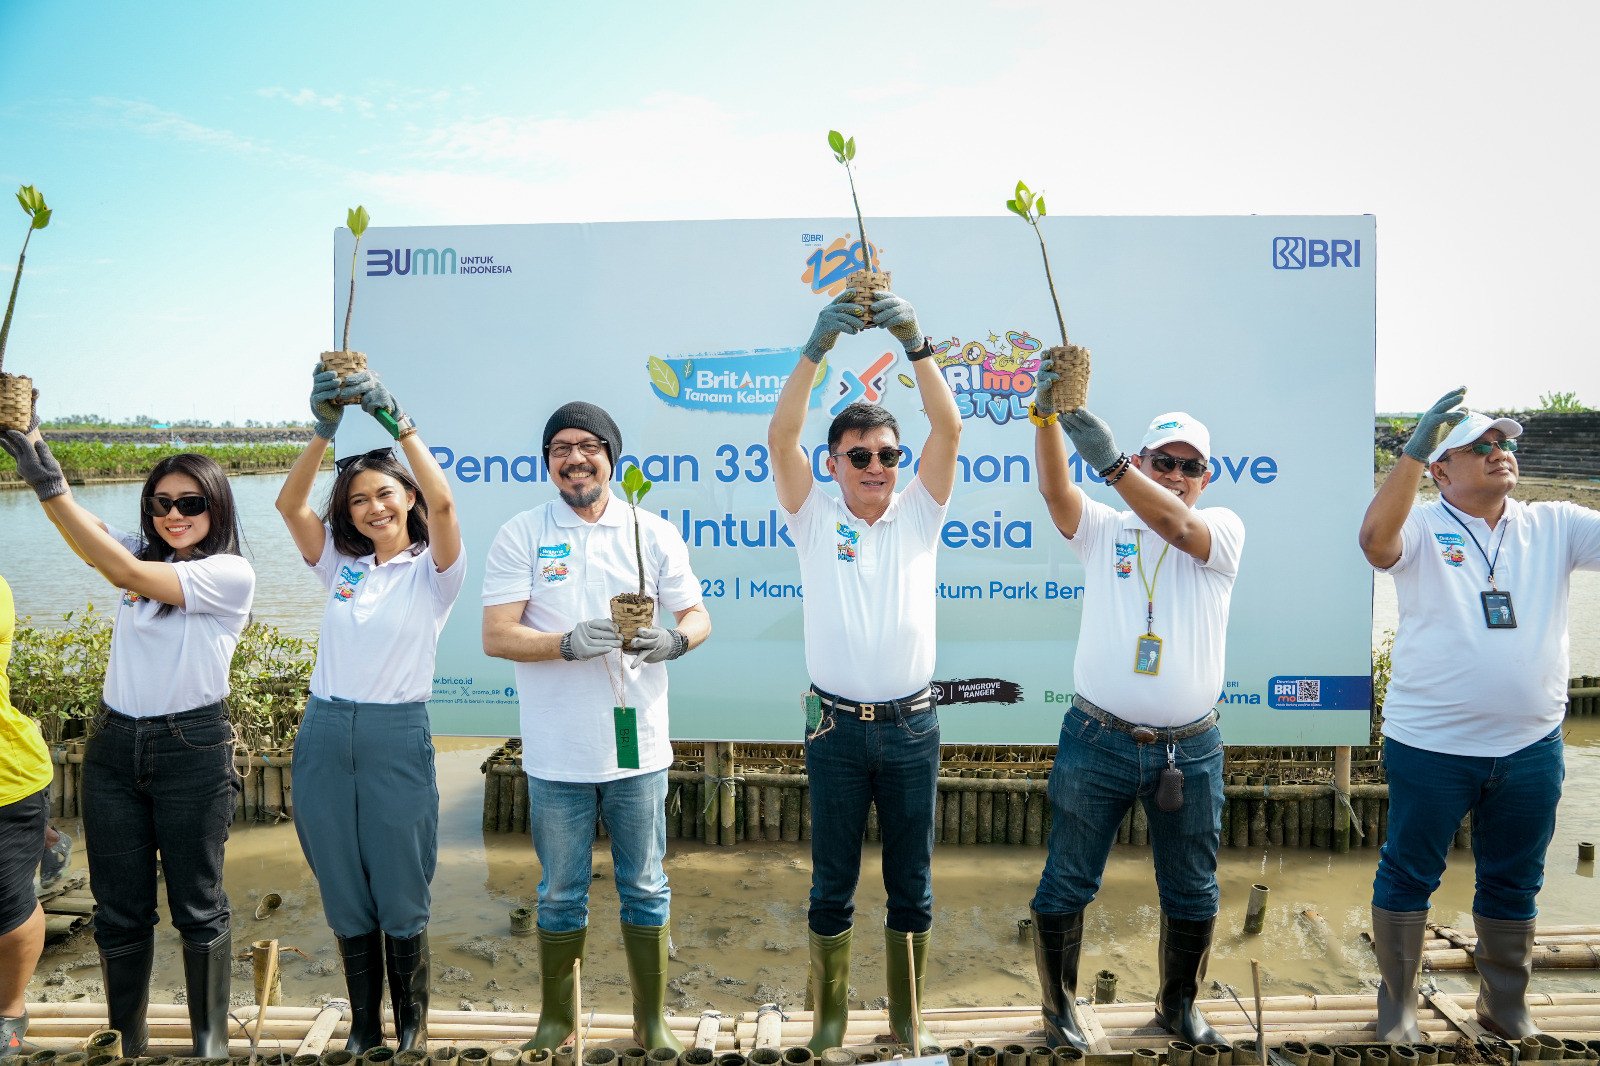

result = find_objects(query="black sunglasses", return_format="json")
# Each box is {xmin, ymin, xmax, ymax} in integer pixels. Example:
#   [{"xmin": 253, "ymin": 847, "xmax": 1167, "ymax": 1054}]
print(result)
[
  {"xmin": 832, "ymin": 446, "xmax": 903, "ymax": 470},
  {"xmin": 1467, "ymin": 438, "xmax": 1519, "ymax": 456},
  {"xmin": 335, "ymin": 447, "xmax": 397, "ymax": 474},
  {"xmin": 142, "ymin": 494, "xmax": 210, "ymax": 518},
  {"xmin": 1145, "ymin": 452, "xmax": 1209, "ymax": 479}
]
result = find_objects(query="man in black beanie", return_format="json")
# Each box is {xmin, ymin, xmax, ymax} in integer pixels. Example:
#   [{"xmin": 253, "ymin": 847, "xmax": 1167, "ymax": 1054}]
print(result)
[{"xmin": 482, "ymin": 400, "xmax": 711, "ymax": 1051}]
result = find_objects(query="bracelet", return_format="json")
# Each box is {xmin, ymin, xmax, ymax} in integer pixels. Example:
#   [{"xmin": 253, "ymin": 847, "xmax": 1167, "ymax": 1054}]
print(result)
[
  {"xmin": 559, "ymin": 632, "xmax": 577, "ymax": 662},
  {"xmin": 1101, "ymin": 454, "xmax": 1132, "ymax": 485},
  {"xmin": 907, "ymin": 336, "xmax": 934, "ymax": 363}
]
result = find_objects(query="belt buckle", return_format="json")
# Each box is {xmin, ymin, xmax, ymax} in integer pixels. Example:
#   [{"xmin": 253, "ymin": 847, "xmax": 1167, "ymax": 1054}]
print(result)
[
  {"xmin": 1131, "ymin": 726, "xmax": 1158, "ymax": 744},
  {"xmin": 857, "ymin": 703, "xmax": 877, "ymax": 722}
]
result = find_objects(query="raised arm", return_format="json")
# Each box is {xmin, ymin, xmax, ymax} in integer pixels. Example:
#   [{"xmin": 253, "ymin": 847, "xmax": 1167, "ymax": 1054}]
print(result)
[
  {"xmin": 1360, "ymin": 388, "xmax": 1466, "ymax": 568},
  {"xmin": 872, "ymin": 293, "xmax": 961, "ymax": 505},
  {"xmin": 276, "ymin": 365, "xmax": 343, "ymax": 564},
  {"xmin": 771, "ymin": 293, "xmax": 862, "ymax": 513},
  {"xmin": 1061, "ymin": 409, "xmax": 1213, "ymax": 562}
]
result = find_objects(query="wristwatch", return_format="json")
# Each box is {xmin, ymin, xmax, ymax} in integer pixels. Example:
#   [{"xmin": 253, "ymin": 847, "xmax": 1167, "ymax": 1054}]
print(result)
[
  {"xmin": 1028, "ymin": 402, "xmax": 1058, "ymax": 427},
  {"xmin": 907, "ymin": 336, "xmax": 935, "ymax": 363}
]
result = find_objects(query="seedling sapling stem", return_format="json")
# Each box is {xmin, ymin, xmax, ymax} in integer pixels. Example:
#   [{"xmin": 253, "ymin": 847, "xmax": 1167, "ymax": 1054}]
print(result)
[
  {"xmin": 0, "ymin": 185, "xmax": 52, "ymax": 375},
  {"xmin": 1006, "ymin": 180, "xmax": 1068, "ymax": 347}
]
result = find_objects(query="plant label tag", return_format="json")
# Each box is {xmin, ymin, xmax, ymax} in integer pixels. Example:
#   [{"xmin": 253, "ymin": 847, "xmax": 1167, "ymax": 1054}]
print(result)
[
  {"xmin": 804, "ymin": 692, "xmax": 823, "ymax": 733},
  {"xmin": 613, "ymin": 706, "xmax": 640, "ymax": 769},
  {"xmin": 1134, "ymin": 634, "xmax": 1163, "ymax": 676},
  {"xmin": 1481, "ymin": 590, "xmax": 1517, "ymax": 629}
]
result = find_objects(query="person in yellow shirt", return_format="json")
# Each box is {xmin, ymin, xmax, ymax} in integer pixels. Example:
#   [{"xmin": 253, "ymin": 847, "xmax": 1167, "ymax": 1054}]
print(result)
[{"xmin": 0, "ymin": 575, "xmax": 52, "ymax": 1055}]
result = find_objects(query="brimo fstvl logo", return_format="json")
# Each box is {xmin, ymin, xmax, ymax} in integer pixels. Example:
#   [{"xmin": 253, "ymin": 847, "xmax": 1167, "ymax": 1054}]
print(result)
[
  {"xmin": 1272, "ymin": 237, "xmax": 1362, "ymax": 270},
  {"xmin": 365, "ymin": 248, "xmax": 513, "ymax": 277}
]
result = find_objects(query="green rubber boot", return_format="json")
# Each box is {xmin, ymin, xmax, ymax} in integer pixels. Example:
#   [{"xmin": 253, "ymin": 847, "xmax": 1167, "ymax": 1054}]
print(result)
[
  {"xmin": 523, "ymin": 925, "xmax": 587, "ymax": 1050},
  {"xmin": 621, "ymin": 922, "xmax": 684, "ymax": 1052},
  {"xmin": 884, "ymin": 926, "xmax": 936, "ymax": 1051},
  {"xmin": 806, "ymin": 926, "xmax": 852, "ymax": 1054}
]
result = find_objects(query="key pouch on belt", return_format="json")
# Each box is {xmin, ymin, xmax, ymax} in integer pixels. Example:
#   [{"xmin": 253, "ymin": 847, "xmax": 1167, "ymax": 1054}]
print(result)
[{"xmin": 1156, "ymin": 765, "xmax": 1184, "ymax": 812}]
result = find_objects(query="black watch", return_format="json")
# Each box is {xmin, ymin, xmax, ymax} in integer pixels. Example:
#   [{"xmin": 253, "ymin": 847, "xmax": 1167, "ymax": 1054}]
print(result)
[{"xmin": 907, "ymin": 336, "xmax": 934, "ymax": 362}]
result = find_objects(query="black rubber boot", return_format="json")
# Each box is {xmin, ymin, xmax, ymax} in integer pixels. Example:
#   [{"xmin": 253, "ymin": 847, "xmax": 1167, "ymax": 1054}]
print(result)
[
  {"xmin": 1155, "ymin": 914, "xmax": 1230, "ymax": 1048},
  {"xmin": 1030, "ymin": 909, "xmax": 1090, "ymax": 1051},
  {"xmin": 337, "ymin": 931, "xmax": 387, "ymax": 1053},
  {"xmin": 384, "ymin": 930, "xmax": 430, "ymax": 1052},
  {"xmin": 0, "ymin": 1013, "xmax": 39, "ymax": 1057},
  {"xmin": 181, "ymin": 930, "xmax": 233, "ymax": 1058},
  {"xmin": 99, "ymin": 937, "xmax": 155, "ymax": 1057}
]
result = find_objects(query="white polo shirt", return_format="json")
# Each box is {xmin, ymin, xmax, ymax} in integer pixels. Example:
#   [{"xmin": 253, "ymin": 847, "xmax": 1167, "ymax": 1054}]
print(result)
[
  {"xmin": 1379, "ymin": 497, "xmax": 1600, "ymax": 756},
  {"xmin": 785, "ymin": 478, "xmax": 947, "ymax": 701},
  {"xmin": 308, "ymin": 526, "xmax": 466, "ymax": 705},
  {"xmin": 103, "ymin": 530, "xmax": 256, "ymax": 717},
  {"xmin": 481, "ymin": 492, "xmax": 702, "ymax": 783},
  {"xmin": 1068, "ymin": 497, "xmax": 1245, "ymax": 727}
]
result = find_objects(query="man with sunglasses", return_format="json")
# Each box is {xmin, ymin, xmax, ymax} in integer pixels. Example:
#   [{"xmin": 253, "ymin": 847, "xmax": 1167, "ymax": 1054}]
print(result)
[
  {"xmin": 1026, "ymin": 388, "xmax": 1244, "ymax": 1051},
  {"xmin": 769, "ymin": 289, "xmax": 961, "ymax": 1051},
  {"xmin": 1359, "ymin": 390, "xmax": 1600, "ymax": 1042},
  {"xmin": 482, "ymin": 401, "xmax": 711, "ymax": 1052}
]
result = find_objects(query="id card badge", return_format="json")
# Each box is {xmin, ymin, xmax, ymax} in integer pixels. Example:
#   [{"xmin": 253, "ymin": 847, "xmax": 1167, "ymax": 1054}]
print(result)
[
  {"xmin": 614, "ymin": 706, "xmax": 641, "ymax": 769},
  {"xmin": 1134, "ymin": 634, "xmax": 1163, "ymax": 675},
  {"xmin": 804, "ymin": 692, "xmax": 823, "ymax": 732},
  {"xmin": 1481, "ymin": 590, "xmax": 1518, "ymax": 629}
]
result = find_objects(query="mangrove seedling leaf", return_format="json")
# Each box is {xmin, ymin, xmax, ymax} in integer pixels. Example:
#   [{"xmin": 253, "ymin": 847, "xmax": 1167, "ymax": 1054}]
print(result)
[
  {"xmin": 1035, "ymin": 195, "xmax": 1047, "ymax": 218},
  {"xmin": 31, "ymin": 207, "xmax": 51, "ymax": 230},
  {"xmin": 1015, "ymin": 187, "xmax": 1034, "ymax": 215},
  {"xmin": 1005, "ymin": 199, "xmax": 1025, "ymax": 217},
  {"xmin": 634, "ymin": 480, "xmax": 652, "ymax": 504},
  {"xmin": 347, "ymin": 205, "xmax": 370, "ymax": 238},
  {"xmin": 844, "ymin": 137, "xmax": 856, "ymax": 161},
  {"xmin": 812, "ymin": 356, "xmax": 829, "ymax": 389},
  {"xmin": 646, "ymin": 356, "xmax": 681, "ymax": 398},
  {"xmin": 622, "ymin": 463, "xmax": 645, "ymax": 498},
  {"xmin": 828, "ymin": 130, "xmax": 846, "ymax": 154},
  {"xmin": 16, "ymin": 185, "xmax": 42, "ymax": 214},
  {"xmin": 1015, "ymin": 179, "xmax": 1031, "ymax": 202}
]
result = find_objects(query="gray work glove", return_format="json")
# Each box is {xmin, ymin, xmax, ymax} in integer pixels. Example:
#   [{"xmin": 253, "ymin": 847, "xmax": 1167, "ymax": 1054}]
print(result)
[
  {"xmin": 1060, "ymin": 408, "xmax": 1121, "ymax": 475},
  {"xmin": 0, "ymin": 430, "xmax": 68, "ymax": 502},
  {"xmin": 628, "ymin": 626, "xmax": 688, "ymax": 667},
  {"xmin": 561, "ymin": 618, "xmax": 622, "ymax": 661},
  {"xmin": 1402, "ymin": 386, "xmax": 1469, "ymax": 462},
  {"xmin": 1033, "ymin": 351, "xmax": 1062, "ymax": 418},
  {"xmin": 870, "ymin": 292, "xmax": 923, "ymax": 353},
  {"xmin": 343, "ymin": 369, "xmax": 410, "ymax": 425},
  {"xmin": 802, "ymin": 291, "xmax": 864, "ymax": 364},
  {"xmin": 310, "ymin": 366, "xmax": 345, "ymax": 440}
]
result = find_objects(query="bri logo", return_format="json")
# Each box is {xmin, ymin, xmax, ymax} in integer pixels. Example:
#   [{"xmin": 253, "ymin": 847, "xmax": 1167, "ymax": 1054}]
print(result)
[
  {"xmin": 800, "ymin": 234, "xmax": 882, "ymax": 296},
  {"xmin": 1272, "ymin": 237, "xmax": 1362, "ymax": 270}
]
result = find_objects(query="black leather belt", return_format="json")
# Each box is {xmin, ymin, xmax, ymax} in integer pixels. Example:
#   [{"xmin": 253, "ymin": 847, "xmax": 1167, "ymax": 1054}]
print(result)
[
  {"xmin": 1072, "ymin": 694, "xmax": 1217, "ymax": 744},
  {"xmin": 811, "ymin": 685, "xmax": 936, "ymax": 723}
]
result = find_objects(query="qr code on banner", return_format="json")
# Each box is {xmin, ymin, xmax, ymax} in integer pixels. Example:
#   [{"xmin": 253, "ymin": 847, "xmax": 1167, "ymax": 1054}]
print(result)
[{"xmin": 1296, "ymin": 679, "xmax": 1321, "ymax": 704}]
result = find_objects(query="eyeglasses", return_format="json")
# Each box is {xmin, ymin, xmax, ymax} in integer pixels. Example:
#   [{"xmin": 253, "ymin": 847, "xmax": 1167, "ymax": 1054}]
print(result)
[
  {"xmin": 1466, "ymin": 438, "xmax": 1519, "ymax": 456},
  {"xmin": 335, "ymin": 447, "xmax": 397, "ymax": 474},
  {"xmin": 141, "ymin": 494, "xmax": 210, "ymax": 518},
  {"xmin": 832, "ymin": 446, "xmax": 903, "ymax": 470},
  {"xmin": 1145, "ymin": 452, "xmax": 1209, "ymax": 478},
  {"xmin": 547, "ymin": 439, "xmax": 607, "ymax": 461}
]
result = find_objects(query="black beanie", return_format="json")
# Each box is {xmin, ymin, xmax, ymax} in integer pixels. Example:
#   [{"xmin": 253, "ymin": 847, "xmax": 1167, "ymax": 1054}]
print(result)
[{"xmin": 542, "ymin": 401, "xmax": 622, "ymax": 465}]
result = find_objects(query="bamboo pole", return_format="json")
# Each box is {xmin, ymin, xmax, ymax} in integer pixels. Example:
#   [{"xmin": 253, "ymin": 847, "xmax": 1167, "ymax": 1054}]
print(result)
[
  {"xmin": 296, "ymin": 1004, "xmax": 346, "ymax": 1056},
  {"xmin": 719, "ymin": 743, "xmax": 737, "ymax": 848},
  {"xmin": 252, "ymin": 939, "xmax": 281, "ymax": 1063}
]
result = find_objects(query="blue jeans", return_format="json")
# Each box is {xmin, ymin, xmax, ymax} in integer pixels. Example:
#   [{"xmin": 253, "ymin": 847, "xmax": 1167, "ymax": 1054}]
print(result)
[
  {"xmin": 805, "ymin": 702, "xmax": 940, "ymax": 937},
  {"xmin": 82, "ymin": 703, "xmax": 240, "ymax": 954},
  {"xmin": 527, "ymin": 770, "xmax": 670, "ymax": 932},
  {"xmin": 1374, "ymin": 729, "xmax": 1564, "ymax": 920},
  {"xmin": 292, "ymin": 696, "xmax": 440, "ymax": 939},
  {"xmin": 1032, "ymin": 705, "xmax": 1224, "ymax": 921}
]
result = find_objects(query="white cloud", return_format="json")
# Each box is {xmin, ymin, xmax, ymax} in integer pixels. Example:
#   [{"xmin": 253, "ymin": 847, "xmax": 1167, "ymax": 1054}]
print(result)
[{"xmin": 93, "ymin": 97, "xmax": 273, "ymax": 156}]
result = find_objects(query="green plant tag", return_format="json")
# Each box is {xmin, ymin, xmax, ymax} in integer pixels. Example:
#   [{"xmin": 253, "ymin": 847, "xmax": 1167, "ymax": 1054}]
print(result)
[
  {"xmin": 804, "ymin": 692, "xmax": 822, "ymax": 733},
  {"xmin": 614, "ymin": 705, "xmax": 640, "ymax": 769}
]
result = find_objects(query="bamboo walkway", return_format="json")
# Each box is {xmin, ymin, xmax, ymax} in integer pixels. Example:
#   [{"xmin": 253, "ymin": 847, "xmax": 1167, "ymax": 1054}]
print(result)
[
  {"xmin": 19, "ymin": 993, "xmax": 1600, "ymax": 1055},
  {"xmin": 36, "ymin": 872, "xmax": 91, "ymax": 943}
]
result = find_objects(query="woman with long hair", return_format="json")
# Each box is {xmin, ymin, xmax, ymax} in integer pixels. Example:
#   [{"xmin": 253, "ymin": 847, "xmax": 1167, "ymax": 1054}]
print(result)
[
  {"xmin": 276, "ymin": 365, "xmax": 462, "ymax": 1052},
  {"xmin": 1, "ymin": 417, "xmax": 254, "ymax": 1059}
]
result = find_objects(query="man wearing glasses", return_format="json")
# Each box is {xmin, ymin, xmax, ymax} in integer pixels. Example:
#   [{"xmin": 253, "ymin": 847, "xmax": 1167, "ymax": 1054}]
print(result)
[
  {"xmin": 482, "ymin": 401, "xmax": 711, "ymax": 1053},
  {"xmin": 768, "ymin": 289, "xmax": 961, "ymax": 1051},
  {"xmin": 1359, "ymin": 390, "xmax": 1600, "ymax": 1042},
  {"xmin": 1026, "ymin": 386, "xmax": 1244, "ymax": 1051}
]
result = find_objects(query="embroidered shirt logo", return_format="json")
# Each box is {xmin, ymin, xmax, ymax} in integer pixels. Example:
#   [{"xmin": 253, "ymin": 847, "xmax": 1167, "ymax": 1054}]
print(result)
[
  {"xmin": 541, "ymin": 561, "xmax": 570, "ymax": 583},
  {"xmin": 333, "ymin": 565, "xmax": 365, "ymax": 602},
  {"xmin": 1114, "ymin": 541, "xmax": 1138, "ymax": 579},
  {"xmin": 121, "ymin": 589, "xmax": 146, "ymax": 607},
  {"xmin": 1434, "ymin": 532, "xmax": 1466, "ymax": 567},
  {"xmin": 836, "ymin": 522, "xmax": 859, "ymax": 563},
  {"xmin": 538, "ymin": 543, "xmax": 571, "ymax": 559}
]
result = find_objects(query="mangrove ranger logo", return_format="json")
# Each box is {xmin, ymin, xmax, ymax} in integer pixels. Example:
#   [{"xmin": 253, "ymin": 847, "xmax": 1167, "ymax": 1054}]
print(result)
[
  {"xmin": 1272, "ymin": 236, "xmax": 1362, "ymax": 270},
  {"xmin": 365, "ymin": 248, "xmax": 514, "ymax": 276}
]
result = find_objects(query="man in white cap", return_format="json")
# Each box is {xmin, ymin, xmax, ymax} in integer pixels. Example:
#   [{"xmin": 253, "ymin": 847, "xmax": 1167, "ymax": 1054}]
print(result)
[
  {"xmin": 1359, "ymin": 388, "xmax": 1600, "ymax": 1041},
  {"xmin": 1025, "ymin": 379, "xmax": 1245, "ymax": 1051}
]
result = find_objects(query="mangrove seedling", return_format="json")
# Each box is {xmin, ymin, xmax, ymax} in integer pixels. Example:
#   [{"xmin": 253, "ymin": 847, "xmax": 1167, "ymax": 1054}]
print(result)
[
  {"xmin": 828, "ymin": 129, "xmax": 890, "ymax": 325},
  {"xmin": 0, "ymin": 184, "xmax": 53, "ymax": 432},
  {"xmin": 610, "ymin": 462, "xmax": 656, "ymax": 644},
  {"xmin": 1007, "ymin": 178, "xmax": 1090, "ymax": 412},
  {"xmin": 321, "ymin": 205, "xmax": 372, "ymax": 405}
]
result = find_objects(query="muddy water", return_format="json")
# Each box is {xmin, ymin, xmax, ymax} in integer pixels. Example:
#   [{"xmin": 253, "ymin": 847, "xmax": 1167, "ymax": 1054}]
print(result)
[{"xmin": 32, "ymin": 719, "xmax": 1600, "ymax": 1019}]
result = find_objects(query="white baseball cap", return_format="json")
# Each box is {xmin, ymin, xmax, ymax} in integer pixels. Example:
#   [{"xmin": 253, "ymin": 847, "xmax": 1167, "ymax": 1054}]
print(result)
[
  {"xmin": 1427, "ymin": 410, "xmax": 1523, "ymax": 464},
  {"xmin": 1140, "ymin": 412, "xmax": 1211, "ymax": 459}
]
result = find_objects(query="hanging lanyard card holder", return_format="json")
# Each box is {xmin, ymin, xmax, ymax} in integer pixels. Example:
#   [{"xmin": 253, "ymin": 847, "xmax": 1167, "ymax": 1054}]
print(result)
[{"xmin": 1481, "ymin": 590, "xmax": 1517, "ymax": 629}]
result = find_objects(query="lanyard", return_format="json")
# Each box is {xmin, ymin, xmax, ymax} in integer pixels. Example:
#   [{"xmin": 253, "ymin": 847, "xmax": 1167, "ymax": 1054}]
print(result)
[
  {"xmin": 1440, "ymin": 500, "xmax": 1508, "ymax": 590},
  {"xmin": 1135, "ymin": 530, "xmax": 1171, "ymax": 635}
]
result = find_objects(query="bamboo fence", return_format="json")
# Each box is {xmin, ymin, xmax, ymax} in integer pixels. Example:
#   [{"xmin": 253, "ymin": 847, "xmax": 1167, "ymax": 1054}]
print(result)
[{"xmin": 50, "ymin": 743, "xmax": 293, "ymax": 825}]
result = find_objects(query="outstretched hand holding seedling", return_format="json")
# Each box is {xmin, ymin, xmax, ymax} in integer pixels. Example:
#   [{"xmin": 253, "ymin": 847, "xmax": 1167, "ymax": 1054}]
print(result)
[
  {"xmin": 827, "ymin": 130, "xmax": 891, "ymax": 325},
  {"xmin": 1007, "ymin": 179, "xmax": 1090, "ymax": 415},
  {"xmin": 0, "ymin": 184, "xmax": 54, "ymax": 431}
]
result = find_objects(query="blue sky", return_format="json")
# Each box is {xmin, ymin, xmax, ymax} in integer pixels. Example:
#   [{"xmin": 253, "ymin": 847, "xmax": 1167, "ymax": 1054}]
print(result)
[{"xmin": 2, "ymin": 1, "xmax": 1596, "ymax": 422}]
